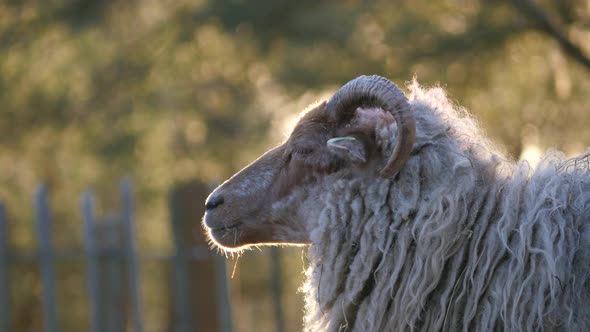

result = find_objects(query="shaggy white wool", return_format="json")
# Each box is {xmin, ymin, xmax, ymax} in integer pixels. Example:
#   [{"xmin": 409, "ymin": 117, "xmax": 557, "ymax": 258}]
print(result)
[{"xmin": 301, "ymin": 83, "xmax": 590, "ymax": 331}]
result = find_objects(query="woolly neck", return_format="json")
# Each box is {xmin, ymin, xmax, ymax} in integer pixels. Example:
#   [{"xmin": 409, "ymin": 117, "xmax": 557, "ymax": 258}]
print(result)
[{"xmin": 300, "ymin": 84, "xmax": 590, "ymax": 331}]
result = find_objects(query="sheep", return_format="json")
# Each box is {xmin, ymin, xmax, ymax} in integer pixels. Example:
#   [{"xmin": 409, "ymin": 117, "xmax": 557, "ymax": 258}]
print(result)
[{"xmin": 203, "ymin": 75, "xmax": 590, "ymax": 331}]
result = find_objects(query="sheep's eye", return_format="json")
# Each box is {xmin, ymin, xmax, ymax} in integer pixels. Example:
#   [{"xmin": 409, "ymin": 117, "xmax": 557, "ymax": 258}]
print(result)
[
  {"xmin": 285, "ymin": 148, "xmax": 313, "ymax": 163},
  {"xmin": 293, "ymin": 148, "xmax": 313, "ymax": 156}
]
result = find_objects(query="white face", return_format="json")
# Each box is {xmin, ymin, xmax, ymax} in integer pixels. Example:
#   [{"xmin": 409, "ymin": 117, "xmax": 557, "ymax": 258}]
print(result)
[{"xmin": 203, "ymin": 145, "xmax": 313, "ymax": 250}]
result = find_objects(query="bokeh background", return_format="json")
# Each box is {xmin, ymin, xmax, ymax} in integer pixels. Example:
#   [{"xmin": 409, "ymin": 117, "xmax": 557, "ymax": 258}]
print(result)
[{"xmin": 1, "ymin": 0, "xmax": 590, "ymax": 331}]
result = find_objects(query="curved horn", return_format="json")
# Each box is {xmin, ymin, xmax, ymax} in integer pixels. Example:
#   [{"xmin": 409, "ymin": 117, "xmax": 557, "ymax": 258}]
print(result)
[{"xmin": 325, "ymin": 75, "xmax": 416, "ymax": 177}]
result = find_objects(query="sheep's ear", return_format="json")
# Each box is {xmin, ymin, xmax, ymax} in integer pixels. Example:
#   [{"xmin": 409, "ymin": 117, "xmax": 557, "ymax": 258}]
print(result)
[{"xmin": 327, "ymin": 137, "xmax": 367, "ymax": 164}]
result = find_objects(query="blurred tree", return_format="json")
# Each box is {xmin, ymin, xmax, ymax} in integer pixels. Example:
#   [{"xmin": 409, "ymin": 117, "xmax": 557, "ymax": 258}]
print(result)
[{"xmin": 510, "ymin": 0, "xmax": 590, "ymax": 69}]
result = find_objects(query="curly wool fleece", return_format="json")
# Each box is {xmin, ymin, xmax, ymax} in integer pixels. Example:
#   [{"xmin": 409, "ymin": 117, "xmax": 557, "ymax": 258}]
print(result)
[{"xmin": 301, "ymin": 83, "xmax": 590, "ymax": 331}]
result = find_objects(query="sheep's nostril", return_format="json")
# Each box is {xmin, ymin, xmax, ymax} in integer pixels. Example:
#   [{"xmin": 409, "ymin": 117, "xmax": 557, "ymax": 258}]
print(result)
[{"xmin": 205, "ymin": 195, "xmax": 224, "ymax": 211}]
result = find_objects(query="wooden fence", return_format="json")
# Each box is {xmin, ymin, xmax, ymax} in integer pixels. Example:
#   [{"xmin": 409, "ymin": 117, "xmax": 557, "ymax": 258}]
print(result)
[{"xmin": 0, "ymin": 178, "xmax": 288, "ymax": 332}]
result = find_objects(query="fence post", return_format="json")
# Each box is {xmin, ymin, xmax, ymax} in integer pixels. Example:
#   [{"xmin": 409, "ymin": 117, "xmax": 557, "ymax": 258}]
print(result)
[
  {"xmin": 206, "ymin": 183, "xmax": 233, "ymax": 332},
  {"xmin": 0, "ymin": 203, "xmax": 10, "ymax": 332},
  {"xmin": 120, "ymin": 178, "xmax": 144, "ymax": 332},
  {"xmin": 82, "ymin": 192, "xmax": 101, "ymax": 332},
  {"xmin": 98, "ymin": 215, "xmax": 128, "ymax": 332},
  {"xmin": 270, "ymin": 247, "xmax": 285, "ymax": 332},
  {"xmin": 214, "ymin": 254, "xmax": 233, "ymax": 332},
  {"xmin": 34, "ymin": 186, "xmax": 60, "ymax": 332},
  {"xmin": 169, "ymin": 190, "xmax": 193, "ymax": 332},
  {"xmin": 167, "ymin": 181, "xmax": 232, "ymax": 332}
]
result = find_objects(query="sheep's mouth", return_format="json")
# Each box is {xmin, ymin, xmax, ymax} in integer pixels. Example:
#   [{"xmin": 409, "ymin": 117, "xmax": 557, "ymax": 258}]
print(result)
[
  {"xmin": 208, "ymin": 222, "xmax": 243, "ymax": 247},
  {"xmin": 209, "ymin": 222, "xmax": 242, "ymax": 234}
]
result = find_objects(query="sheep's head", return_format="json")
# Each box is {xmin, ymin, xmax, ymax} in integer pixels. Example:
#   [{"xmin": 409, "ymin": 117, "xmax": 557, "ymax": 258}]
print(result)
[{"xmin": 203, "ymin": 75, "xmax": 415, "ymax": 251}]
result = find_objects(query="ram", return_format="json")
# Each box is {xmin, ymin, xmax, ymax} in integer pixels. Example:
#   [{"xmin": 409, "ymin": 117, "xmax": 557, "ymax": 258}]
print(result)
[{"xmin": 203, "ymin": 75, "xmax": 590, "ymax": 331}]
